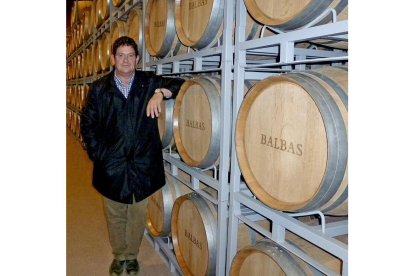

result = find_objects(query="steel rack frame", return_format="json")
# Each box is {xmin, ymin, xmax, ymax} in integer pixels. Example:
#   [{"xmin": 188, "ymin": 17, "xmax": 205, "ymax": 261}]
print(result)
[
  {"xmin": 140, "ymin": 0, "xmax": 235, "ymax": 274},
  {"xmin": 227, "ymin": 1, "xmax": 348, "ymax": 276},
  {"xmin": 144, "ymin": 232, "xmax": 183, "ymax": 276}
]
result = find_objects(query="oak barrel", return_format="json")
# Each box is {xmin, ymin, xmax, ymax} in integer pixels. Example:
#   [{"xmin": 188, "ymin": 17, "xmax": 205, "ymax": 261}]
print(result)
[
  {"xmin": 144, "ymin": 0, "xmax": 187, "ymax": 58},
  {"xmin": 70, "ymin": 110, "xmax": 76, "ymax": 133},
  {"xmin": 79, "ymin": 18, "xmax": 85, "ymax": 44},
  {"xmin": 67, "ymin": 108, "xmax": 72, "ymax": 128},
  {"xmin": 66, "ymin": 64, "xmax": 71, "ymax": 80},
  {"xmin": 101, "ymin": 32, "xmax": 111, "ymax": 71},
  {"xmin": 70, "ymin": 0, "xmax": 93, "ymax": 27},
  {"xmin": 86, "ymin": 46, "xmax": 94, "ymax": 76},
  {"xmin": 174, "ymin": 0, "xmax": 273, "ymax": 49},
  {"xmin": 112, "ymin": 0, "xmax": 125, "ymax": 7},
  {"xmin": 173, "ymin": 76, "xmax": 222, "ymax": 168},
  {"xmin": 76, "ymin": 114, "xmax": 82, "ymax": 141},
  {"xmin": 93, "ymin": 39, "xmax": 103, "ymax": 73},
  {"xmin": 174, "ymin": 0, "xmax": 224, "ymax": 49},
  {"xmin": 158, "ymin": 77, "xmax": 189, "ymax": 150},
  {"xmin": 173, "ymin": 77, "xmax": 256, "ymax": 168},
  {"xmin": 110, "ymin": 20, "xmax": 127, "ymax": 66},
  {"xmin": 244, "ymin": 0, "xmax": 348, "ymax": 49},
  {"xmin": 79, "ymin": 85, "xmax": 87, "ymax": 110},
  {"xmin": 71, "ymin": 59, "xmax": 76, "ymax": 79},
  {"xmin": 230, "ymin": 232, "xmax": 346, "ymax": 276},
  {"xmin": 66, "ymin": 86, "xmax": 72, "ymax": 104},
  {"xmin": 158, "ymin": 98, "xmax": 175, "ymax": 149},
  {"xmin": 83, "ymin": 84, "xmax": 90, "ymax": 109},
  {"xmin": 146, "ymin": 172, "xmax": 193, "ymax": 237},
  {"xmin": 244, "ymin": 0, "xmax": 348, "ymax": 31},
  {"xmin": 171, "ymin": 189, "xmax": 269, "ymax": 276},
  {"xmin": 235, "ymin": 66, "xmax": 348, "ymax": 213},
  {"xmin": 126, "ymin": 8, "xmax": 143, "ymax": 57},
  {"xmin": 76, "ymin": 24, "xmax": 82, "ymax": 47},
  {"xmin": 83, "ymin": 47, "xmax": 90, "ymax": 77},
  {"xmin": 100, "ymin": 0, "xmax": 111, "ymax": 21},
  {"xmin": 82, "ymin": 6, "xmax": 93, "ymax": 40},
  {"xmin": 76, "ymin": 86, "xmax": 82, "ymax": 109},
  {"xmin": 71, "ymin": 110, "xmax": 77, "ymax": 133},
  {"xmin": 76, "ymin": 54, "xmax": 83, "ymax": 78},
  {"xmin": 94, "ymin": 0, "xmax": 103, "ymax": 28}
]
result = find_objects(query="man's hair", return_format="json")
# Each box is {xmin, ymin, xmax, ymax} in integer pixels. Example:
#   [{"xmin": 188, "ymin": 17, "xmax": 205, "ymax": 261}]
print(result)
[{"xmin": 112, "ymin": 36, "xmax": 138, "ymax": 56}]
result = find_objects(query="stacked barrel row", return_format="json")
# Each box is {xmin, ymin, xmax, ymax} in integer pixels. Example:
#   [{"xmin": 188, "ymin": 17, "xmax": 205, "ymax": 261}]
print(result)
[
  {"xmin": 66, "ymin": 85, "xmax": 90, "ymax": 110},
  {"xmin": 67, "ymin": 108, "xmax": 83, "ymax": 143},
  {"xmin": 67, "ymin": 6, "xmax": 142, "ymax": 79},
  {"xmin": 67, "ymin": 0, "xmax": 348, "ymax": 275},
  {"xmin": 66, "ymin": 107, "xmax": 80, "ymax": 140},
  {"xmin": 66, "ymin": 84, "xmax": 90, "ymax": 143},
  {"xmin": 149, "ymin": 65, "xmax": 348, "ymax": 275},
  {"xmin": 143, "ymin": 0, "xmax": 348, "ymax": 59},
  {"xmin": 145, "ymin": 3, "xmax": 348, "ymax": 275},
  {"xmin": 68, "ymin": 0, "xmax": 129, "ymax": 57}
]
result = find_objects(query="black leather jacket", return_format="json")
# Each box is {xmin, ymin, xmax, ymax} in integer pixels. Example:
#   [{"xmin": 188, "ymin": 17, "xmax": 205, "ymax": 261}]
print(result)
[{"xmin": 80, "ymin": 70, "xmax": 184, "ymax": 204}]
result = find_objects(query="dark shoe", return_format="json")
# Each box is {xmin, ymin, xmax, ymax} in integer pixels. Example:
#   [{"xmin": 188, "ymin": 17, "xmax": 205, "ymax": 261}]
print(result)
[
  {"xmin": 109, "ymin": 259, "xmax": 125, "ymax": 276},
  {"xmin": 125, "ymin": 259, "xmax": 139, "ymax": 275}
]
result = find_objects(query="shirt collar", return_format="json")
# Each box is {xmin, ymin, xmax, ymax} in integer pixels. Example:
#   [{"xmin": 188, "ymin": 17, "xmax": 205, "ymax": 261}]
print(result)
[{"xmin": 114, "ymin": 71, "xmax": 135, "ymax": 86}]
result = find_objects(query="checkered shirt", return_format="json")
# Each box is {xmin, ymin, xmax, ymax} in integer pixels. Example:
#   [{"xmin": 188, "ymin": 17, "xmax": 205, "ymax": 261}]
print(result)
[{"xmin": 114, "ymin": 72, "xmax": 135, "ymax": 98}]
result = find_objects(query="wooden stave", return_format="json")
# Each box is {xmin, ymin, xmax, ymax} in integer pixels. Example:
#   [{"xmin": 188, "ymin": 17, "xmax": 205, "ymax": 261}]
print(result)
[{"xmin": 235, "ymin": 67, "xmax": 348, "ymax": 213}]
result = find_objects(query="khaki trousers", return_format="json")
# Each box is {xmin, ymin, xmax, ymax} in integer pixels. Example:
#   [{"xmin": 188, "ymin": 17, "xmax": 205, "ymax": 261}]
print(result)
[{"xmin": 103, "ymin": 196, "xmax": 149, "ymax": 261}]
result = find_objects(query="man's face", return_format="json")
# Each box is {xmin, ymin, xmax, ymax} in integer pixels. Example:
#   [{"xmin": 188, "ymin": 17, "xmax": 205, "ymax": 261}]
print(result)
[{"xmin": 111, "ymin": 45, "xmax": 139, "ymax": 75}]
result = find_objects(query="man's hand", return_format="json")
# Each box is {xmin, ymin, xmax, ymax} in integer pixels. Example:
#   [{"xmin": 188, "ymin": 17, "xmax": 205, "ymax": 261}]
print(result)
[{"xmin": 146, "ymin": 93, "xmax": 164, "ymax": 118}]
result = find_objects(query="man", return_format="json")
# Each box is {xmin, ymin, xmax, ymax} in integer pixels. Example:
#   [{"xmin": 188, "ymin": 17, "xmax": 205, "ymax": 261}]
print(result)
[{"xmin": 80, "ymin": 36, "xmax": 184, "ymax": 276}]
